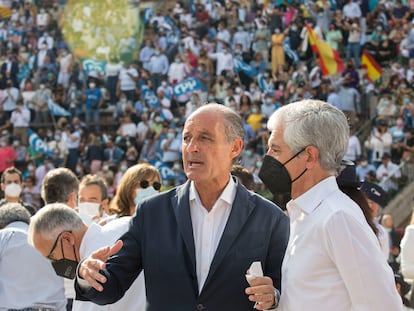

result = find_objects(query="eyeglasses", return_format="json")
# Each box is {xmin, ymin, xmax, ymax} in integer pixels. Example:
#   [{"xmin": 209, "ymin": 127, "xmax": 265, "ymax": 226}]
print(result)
[
  {"xmin": 47, "ymin": 231, "xmax": 71, "ymax": 260},
  {"xmin": 140, "ymin": 180, "xmax": 161, "ymax": 191}
]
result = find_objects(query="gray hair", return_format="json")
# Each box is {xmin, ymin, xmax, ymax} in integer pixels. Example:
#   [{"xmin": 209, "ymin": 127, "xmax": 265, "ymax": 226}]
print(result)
[
  {"xmin": 0, "ymin": 203, "xmax": 30, "ymax": 229},
  {"xmin": 192, "ymin": 103, "xmax": 245, "ymax": 143},
  {"xmin": 41, "ymin": 168, "xmax": 79, "ymax": 204},
  {"xmin": 268, "ymin": 100, "xmax": 349, "ymax": 173},
  {"xmin": 28, "ymin": 203, "xmax": 84, "ymax": 245}
]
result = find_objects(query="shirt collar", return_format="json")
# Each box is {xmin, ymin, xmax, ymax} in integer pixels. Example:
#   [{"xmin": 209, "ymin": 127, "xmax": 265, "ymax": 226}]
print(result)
[
  {"xmin": 4, "ymin": 221, "xmax": 28, "ymax": 231},
  {"xmin": 288, "ymin": 176, "xmax": 338, "ymax": 215},
  {"xmin": 189, "ymin": 175, "xmax": 237, "ymax": 208}
]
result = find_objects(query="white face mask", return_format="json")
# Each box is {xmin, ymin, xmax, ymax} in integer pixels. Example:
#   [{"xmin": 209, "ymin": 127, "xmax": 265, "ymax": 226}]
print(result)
[
  {"xmin": 134, "ymin": 187, "xmax": 158, "ymax": 206},
  {"xmin": 78, "ymin": 202, "xmax": 100, "ymax": 218},
  {"xmin": 5, "ymin": 183, "xmax": 22, "ymax": 198}
]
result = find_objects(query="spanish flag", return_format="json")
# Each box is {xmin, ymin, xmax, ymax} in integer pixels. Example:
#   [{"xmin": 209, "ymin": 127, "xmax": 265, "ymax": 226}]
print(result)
[
  {"xmin": 361, "ymin": 50, "xmax": 382, "ymax": 82},
  {"xmin": 305, "ymin": 23, "xmax": 344, "ymax": 76}
]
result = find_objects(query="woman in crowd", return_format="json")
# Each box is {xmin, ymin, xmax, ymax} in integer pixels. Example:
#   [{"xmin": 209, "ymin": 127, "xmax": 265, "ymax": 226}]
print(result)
[{"xmin": 107, "ymin": 163, "xmax": 162, "ymax": 220}]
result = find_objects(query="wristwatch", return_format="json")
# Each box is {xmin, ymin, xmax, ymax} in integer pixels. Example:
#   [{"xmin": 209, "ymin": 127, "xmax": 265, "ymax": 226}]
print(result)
[{"xmin": 271, "ymin": 288, "xmax": 280, "ymax": 309}]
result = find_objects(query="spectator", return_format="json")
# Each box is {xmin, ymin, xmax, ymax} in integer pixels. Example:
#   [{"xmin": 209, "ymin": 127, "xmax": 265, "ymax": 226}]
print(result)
[
  {"xmin": 364, "ymin": 118, "xmax": 393, "ymax": 167},
  {"xmin": 28, "ymin": 203, "xmax": 145, "ymax": 311},
  {"xmin": 117, "ymin": 62, "xmax": 139, "ymax": 102},
  {"xmin": 0, "ymin": 135, "xmax": 16, "ymax": 175},
  {"xmin": 103, "ymin": 139, "xmax": 124, "ymax": 166},
  {"xmin": 259, "ymin": 99, "xmax": 401, "ymax": 309},
  {"xmin": 0, "ymin": 203, "xmax": 66, "ymax": 311},
  {"xmin": 376, "ymin": 152, "xmax": 401, "ymax": 194},
  {"xmin": 31, "ymin": 82, "xmax": 52, "ymax": 124},
  {"xmin": 10, "ymin": 99, "xmax": 30, "ymax": 145},
  {"xmin": 83, "ymin": 80, "xmax": 103, "ymax": 132}
]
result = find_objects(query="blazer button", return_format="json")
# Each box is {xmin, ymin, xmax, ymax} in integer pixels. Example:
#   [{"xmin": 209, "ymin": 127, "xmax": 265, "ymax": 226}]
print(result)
[{"xmin": 196, "ymin": 303, "xmax": 206, "ymax": 310}]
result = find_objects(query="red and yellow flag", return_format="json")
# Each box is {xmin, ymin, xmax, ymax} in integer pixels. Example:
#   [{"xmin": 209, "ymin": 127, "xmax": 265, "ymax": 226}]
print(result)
[
  {"xmin": 305, "ymin": 23, "xmax": 344, "ymax": 76},
  {"xmin": 361, "ymin": 50, "xmax": 382, "ymax": 82}
]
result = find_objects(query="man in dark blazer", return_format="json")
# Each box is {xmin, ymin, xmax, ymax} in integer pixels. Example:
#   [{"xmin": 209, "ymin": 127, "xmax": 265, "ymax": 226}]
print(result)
[
  {"xmin": 1, "ymin": 52, "xmax": 19, "ymax": 88},
  {"xmin": 76, "ymin": 103, "xmax": 289, "ymax": 310}
]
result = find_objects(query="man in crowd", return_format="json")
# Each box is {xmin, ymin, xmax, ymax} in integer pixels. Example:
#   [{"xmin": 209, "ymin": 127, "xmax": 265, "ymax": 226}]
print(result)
[
  {"xmin": 0, "ymin": 166, "xmax": 36, "ymax": 215},
  {"xmin": 75, "ymin": 103, "xmax": 289, "ymax": 310},
  {"xmin": 1, "ymin": 203, "xmax": 66, "ymax": 310},
  {"xmin": 28, "ymin": 203, "xmax": 145, "ymax": 311},
  {"xmin": 259, "ymin": 99, "xmax": 401, "ymax": 309}
]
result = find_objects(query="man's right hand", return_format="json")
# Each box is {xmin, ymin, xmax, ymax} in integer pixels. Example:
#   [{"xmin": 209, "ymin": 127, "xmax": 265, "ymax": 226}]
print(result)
[{"xmin": 78, "ymin": 240, "xmax": 123, "ymax": 292}]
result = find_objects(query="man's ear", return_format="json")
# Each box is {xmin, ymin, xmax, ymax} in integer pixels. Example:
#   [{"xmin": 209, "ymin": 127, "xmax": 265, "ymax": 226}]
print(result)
[
  {"xmin": 304, "ymin": 145, "xmax": 320, "ymax": 169},
  {"xmin": 231, "ymin": 138, "xmax": 244, "ymax": 159}
]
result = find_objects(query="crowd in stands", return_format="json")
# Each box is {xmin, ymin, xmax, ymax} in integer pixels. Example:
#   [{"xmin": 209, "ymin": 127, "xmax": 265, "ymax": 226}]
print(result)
[
  {"xmin": 0, "ymin": 0, "xmax": 413, "ymax": 308},
  {"xmin": 0, "ymin": 0, "xmax": 410, "ymax": 203}
]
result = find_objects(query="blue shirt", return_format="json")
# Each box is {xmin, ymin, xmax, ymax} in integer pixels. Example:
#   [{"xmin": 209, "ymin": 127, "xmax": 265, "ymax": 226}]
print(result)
[{"xmin": 84, "ymin": 88, "xmax": 102, "ymax": 110}]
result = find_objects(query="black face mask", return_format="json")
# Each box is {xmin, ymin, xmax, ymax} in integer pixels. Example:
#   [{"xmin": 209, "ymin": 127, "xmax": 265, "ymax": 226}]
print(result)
[
  {"xmin": 258, "ymin": 149, "xmax": 307, "ymax": 194},
  {"xmin": 52, "ymin": 240, "xmax": 79, "ymax": 280}
]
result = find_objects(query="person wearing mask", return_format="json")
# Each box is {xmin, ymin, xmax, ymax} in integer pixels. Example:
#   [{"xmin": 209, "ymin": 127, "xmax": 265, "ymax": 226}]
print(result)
[
  {"xmin": 64, "ymin": 123, "xmax": 81, "ymax": 173},
  {"xmin": 28, "ymin": 203, "xmax": 146, "ymax": 311},
  {"xmin": 77, "ymin": 173, "xmax": 110, "ymax": 223},
  {"xmin": 0, "ymin": 167, "xmax": 36, "ymax": 215},
  {"xmin": 1, "ymin": 78, "xmax": 20, "ymax": 118},
  {"xmin": 161, "ymin": 128, "xmax": 181, "ymax": 168},
  {"xmin": 259, "ymin": 99, "xmax": 401, "ymax": 309},
  {"xmin": 10, "ymin": 99, "xmax": 30, "ymax": 146},
  {"xmin": 75, "ymin": 103, "xmax": 289, "ymax": 310},
  {"xmin": 1, "ymin": 203, "xmax": 66, "ymax": 311},
  {"xmin": 32, "ymin": 82, "xmax": 52, "ymax": 124},
  {"xmin": 0, "ymin": 135, "xmax": 17, "ymax": 175},
  {"xmin": 83, "ymin": 81, "xmax": 103, "ymax": 133}
]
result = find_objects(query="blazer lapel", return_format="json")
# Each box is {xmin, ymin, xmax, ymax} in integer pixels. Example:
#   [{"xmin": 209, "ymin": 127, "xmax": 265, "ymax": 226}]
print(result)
[
  {"xmin": 173, "ymin": 181, "xmax": 198, "ymax": 291},
  {"xmin": 202, "ymin": 183, "xmax": 255, "ymax": 291}
]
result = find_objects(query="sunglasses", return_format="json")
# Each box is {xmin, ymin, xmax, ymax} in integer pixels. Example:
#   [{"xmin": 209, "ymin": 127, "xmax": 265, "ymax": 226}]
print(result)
[{"xmin": 140, "ymin": 180, "xmax": 161, "ymax": 191}]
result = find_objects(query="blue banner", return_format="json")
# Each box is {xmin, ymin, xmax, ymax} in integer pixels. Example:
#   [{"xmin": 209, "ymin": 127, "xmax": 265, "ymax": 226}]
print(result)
[
  {"xmin": 82, "ymin": 58, "xmax": 106, "ymax": 74},
  {"xmin": 151, "ymin": 158, "xmax": 186, "ymax": 181},
  {"xmin": 172, "ymin": 78, "xmax": 201, "ymax": 97},
  {"xmin": 233, "ymin": 58, "xmax": 256, "ymax": 77},
  {"xmin": 48, "ymin": 98, "xmax": 71, "ymax": 117},
  {"xmin": 141, "ymin": 84, "xmax": 160, "ymax": 109},
  {"xmin": 28, "ymin": 129, "xmax": 55, "ymax": 156}
]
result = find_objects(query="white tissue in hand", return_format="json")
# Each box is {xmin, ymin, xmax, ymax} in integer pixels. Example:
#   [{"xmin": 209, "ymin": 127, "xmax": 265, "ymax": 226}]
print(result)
[{"xmin": 246, "ymin": 261, "xmax": 263, "ymax": 285}]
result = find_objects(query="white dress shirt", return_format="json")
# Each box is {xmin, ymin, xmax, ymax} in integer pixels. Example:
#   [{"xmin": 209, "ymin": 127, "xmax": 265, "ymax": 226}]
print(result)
[
  {"xmin": 0, "ymin": 221, "xmax": 66, "ymax": 311},
  {"xmin": 279, "ymin": 176, "xmax": 401, "ymax": 311},
  {"xmin": 74, "ymin": 219, "xmax": 146, "ymax": 311},
  {"xmin": 10, "ymin": 106, "xmax": 31, "ymax": 127},
  {"xmin": 189, "ymin": 177, "xmax": 236, "ymax": 292},
  {"xmin": 400, "ymin": 224, "xmax": 414, "ymax": 279}
]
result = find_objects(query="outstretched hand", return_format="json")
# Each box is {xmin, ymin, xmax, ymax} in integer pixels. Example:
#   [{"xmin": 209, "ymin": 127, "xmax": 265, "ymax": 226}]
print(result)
[{"xmin": 78, "ymin": 240, "xmax": 123, "ymax": 291}]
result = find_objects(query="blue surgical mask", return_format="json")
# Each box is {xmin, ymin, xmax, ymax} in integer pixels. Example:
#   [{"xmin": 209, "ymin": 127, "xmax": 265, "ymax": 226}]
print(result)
[{"xmin": 167, "ymin": 133, "xmax": 175, "ymax": 139}]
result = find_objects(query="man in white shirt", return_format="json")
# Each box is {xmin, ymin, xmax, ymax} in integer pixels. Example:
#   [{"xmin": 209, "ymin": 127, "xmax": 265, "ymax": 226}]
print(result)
[
  {"xmin": 28, "ymin": 203, "xmax": 146, "ymax": 311},
  {"xmin": 10, "ymin": 99, "xmax": 30, "ymax": 145},
  {"xmin": 0, "ymin": 203, "xmax": 66, "ymax": 311},
  {"xmin": 208, "ymin": 46, "xmax": 234, "ymax": 76},
  {"xmin": 259, "ymin": 99, "xmax": 401, "ymax": 310},
  {"xmin": 376, "ymin": 152, "xmax": 401, "ymax": 192},
  {"xmin": 117, "ymin": 63, "xmax": 139, "ymax": 102},
  {"xmin": 2, "ymin": 78, "xmax": 19, "ymax": 116}
]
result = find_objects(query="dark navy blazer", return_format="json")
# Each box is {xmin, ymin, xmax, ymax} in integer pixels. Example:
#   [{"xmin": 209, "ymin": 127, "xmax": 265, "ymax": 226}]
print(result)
[{"xmin": 76, "ymin": 179, "xmax": 290, "ymax": 311}]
